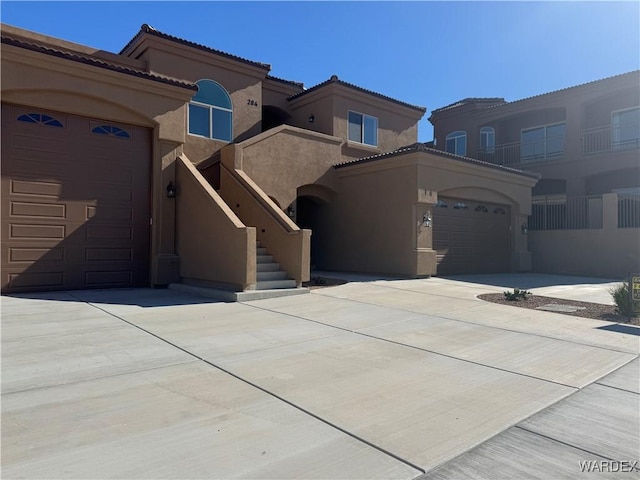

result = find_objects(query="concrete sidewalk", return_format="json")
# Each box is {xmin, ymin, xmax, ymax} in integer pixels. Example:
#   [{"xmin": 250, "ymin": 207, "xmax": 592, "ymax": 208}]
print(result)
[{"xmin": 2, "ymin": 274, "xmax": 639, "ymax": 479}]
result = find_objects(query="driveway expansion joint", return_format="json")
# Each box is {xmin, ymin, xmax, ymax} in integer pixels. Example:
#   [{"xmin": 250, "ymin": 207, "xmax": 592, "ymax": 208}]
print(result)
[
  {"xmin": 67, "ymin": 293, "xmax": 427, "ymax": 475},
  {"xmin": 313, "ymin": 287, "xmax": 636, "ymax": 355},
  {"xmin": 245, "ymin": 302, "xmax": 584, "ymax": 390}
]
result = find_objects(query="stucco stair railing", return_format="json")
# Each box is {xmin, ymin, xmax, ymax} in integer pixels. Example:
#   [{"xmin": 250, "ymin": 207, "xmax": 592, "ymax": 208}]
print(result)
[
  {"xmin": 174, "ymin": 155, "xmax": 256, "ymax": 291},
  {"xmin": 218, "ymin": 146, "xmax": 311, "ymax": 287}
]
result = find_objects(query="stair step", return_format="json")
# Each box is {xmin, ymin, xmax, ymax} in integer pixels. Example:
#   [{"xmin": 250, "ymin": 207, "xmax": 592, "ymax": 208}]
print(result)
[
  {"xmin": 257, "ymin": 270, "xmax": 288, "ymax": 281},
  {"xmin": 256, "ymin": 247, "xmax": 268, "ymax": 255},
  {"xmin": 257, "ymin": 262, "xmax": 280, "ymax": 272},
  {"xmin": 257, "ymin": 254, "xmax": 274, "ymax": 263},
  {"xmin": 255, "ymin": 279, "xmax": 297, "ymax": 290}
]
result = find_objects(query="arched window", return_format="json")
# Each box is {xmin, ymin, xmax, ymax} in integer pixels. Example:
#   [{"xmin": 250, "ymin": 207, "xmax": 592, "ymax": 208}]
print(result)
[
  {"xmin": 445, "ymin": 131, "xmax": 466, "ymax": 156},
  {"xmin": 188, "ymin": 80, "xmax": 232, "ymax": 142},
  {"xmin": 92, "ymin": 125, "xmax": 131, "ymax": 138},
  {"xmin": 17, "ymin": 113, "xmax": 63, "ymax": 127},
  {"xmin": 480, "ymin": 127, "xmax": 495, "ymax": 153}
]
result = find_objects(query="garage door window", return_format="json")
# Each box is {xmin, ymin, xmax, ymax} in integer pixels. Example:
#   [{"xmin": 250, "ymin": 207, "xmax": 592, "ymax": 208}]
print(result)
[
  {"xmin": 92, "ymin": 125, "xmax": 131, "ymax": 138},
  {"xmin": 17, "ymin": 113, "xmax": 63, "ymax": 127}
]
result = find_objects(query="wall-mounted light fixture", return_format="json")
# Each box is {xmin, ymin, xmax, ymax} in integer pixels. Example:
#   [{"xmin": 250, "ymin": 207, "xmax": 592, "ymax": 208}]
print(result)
[
  {"xmin": 166, "ymin": 181, "xmax": 176, "ymax": 198},
  {"xmin": 287, "ymin": 206, "xmax": 295, "ymax": 218},
  {"xmin": 422, "ymin": 212, "xmax": 432, "ymax": 228},
  {"xmin": 521, "ymin": 223, "xmax": 528, "ymax": 235},
  {"xmin": 308, "ymin": 114, "xmax": 315, "ymax": 123}
]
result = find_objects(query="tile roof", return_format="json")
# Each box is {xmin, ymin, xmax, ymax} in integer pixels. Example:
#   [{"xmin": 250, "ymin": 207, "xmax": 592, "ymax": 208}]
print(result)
[
  {"xmin": 333, "ymin": 142, "xmax": 541, "ymax": 179},
  {"xmin": 120, "ymin": 24, "xmax": 271, "ymax": 71},
  {"xmin": 1, "ymin": 33, "xmax": 198, "ymax": 91},
  {"xmin": 287, "ymin": 75, "xmax": 427, "ymax": 113},
  {"xmin": 431, "ymin": 71, "xmax": 640, "ymax": 115},
  {"xmin": 484, "ymin": 70, "xmax": 640, "ymax": 111},
  {"xmin": 266, "ymin": 74, "xmax": 304, "ymax": 88},
  {"xmin": 430, "ymin": 97, "xmax": 506, "ymax": 114}
]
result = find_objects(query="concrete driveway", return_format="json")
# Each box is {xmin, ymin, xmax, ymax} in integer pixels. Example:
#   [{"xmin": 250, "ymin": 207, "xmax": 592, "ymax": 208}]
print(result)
[{"xmin": 2, "ymin": 274, "xmax": 638, "ymax": 479}]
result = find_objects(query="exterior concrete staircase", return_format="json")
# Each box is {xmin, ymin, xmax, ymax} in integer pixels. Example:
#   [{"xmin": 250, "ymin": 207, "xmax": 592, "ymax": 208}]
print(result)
[{"xmin": 256, "ymin": 241, "xmax": 297, "ymax": 290}]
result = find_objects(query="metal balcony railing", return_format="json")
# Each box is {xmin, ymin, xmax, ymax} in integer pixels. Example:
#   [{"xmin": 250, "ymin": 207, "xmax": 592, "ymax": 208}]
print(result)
[
  {"xmin": 478, "ymin": 135, "xmax": 565, "ymax": 166},
  {"xmin": 528, "ymin": 195, "xmax": 603, "ymax": 231},
  {"xmin": 582, "ymin": 123, "xmax": 640, "ymax": 154},
  {"xmin": 618, "ymin": 194, "xmax": 640, "ymax": 228}
]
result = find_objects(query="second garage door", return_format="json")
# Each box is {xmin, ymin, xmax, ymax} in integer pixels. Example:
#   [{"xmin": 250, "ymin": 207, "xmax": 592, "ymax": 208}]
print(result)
[
  {"xmin": 1, "ymin": 104, "xmax": 151, "ymax": 293},
  {"xmin": 433, "ymin": 197, "xmax": 511, "ymax": 275}
]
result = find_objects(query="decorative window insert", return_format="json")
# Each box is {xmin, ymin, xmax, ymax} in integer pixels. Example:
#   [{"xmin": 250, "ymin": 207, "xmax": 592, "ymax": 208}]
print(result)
[
  {"xmin": 612, "ymin": 107, "xmax": 640, "ymax": 151},
  {"xmin": 435, "ymin": 200, "xmax": 448, "ymax": 208},
  {"xmin": 17, "ymin": 113, "xmax": 63, "ymax": 127},
  {"xmin": 474, "ymin": 205, "xmax": 489, "ymax": 213},
  {"xmin": 445, "ymin": 131, "xmax": 467, "ymax": 156},
  {"xmin": 453, "ymin": 202, "xmax": 469, "ymax": 210},
  {"xmin": 188, "ymin": 80, "xmax": 233, "ymax": 142},
  {"xmin": 92, "ymin": 125, "xmax": 131, "ymax": 138},
  {"xmin": 520, "ymin": 123, "xmax": 566, "ymax": 161},
  {"xmin": 480, "ymin": 127, "xmax": 495, "ymax": 153},
  {"xmin": 493, "ymin": 207, "xmax": 507, "ymax": 215},
  {"xmin": 348, "ymin": 111, "xmax": 378, "ymax": 147}
]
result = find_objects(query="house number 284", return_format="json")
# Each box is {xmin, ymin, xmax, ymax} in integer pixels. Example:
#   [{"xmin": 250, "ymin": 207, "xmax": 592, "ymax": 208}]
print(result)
[{"xmin": 247, "ymin": 99, "xmax": 258, "ymax": 106}]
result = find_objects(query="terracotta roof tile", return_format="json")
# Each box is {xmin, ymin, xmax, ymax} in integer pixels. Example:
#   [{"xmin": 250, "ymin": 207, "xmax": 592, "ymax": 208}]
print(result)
[
  {"xmin": 1, "ymin": 33, "xmax": 197, "ymax": 91},
  {"xmin": 121, "ymin": 24, "xmax": 270, "ymax": 71},
  {"xmin": 288, "ymin": 75, "xmax": 426, "ymax": 113},
  {"xmin": 430, "ymin": 97, "xmax": 506, "ymax": 114},
  {"xmin": 333, "ymin": 142, "xmax": 541, "ymax": 179},
  {"xmin": 484, "ymin": 70, "xmax": 640, "ymax": 111},
  {"xmin": 266, "ymin": 74, "xmax": 304, "ymax": 88}
]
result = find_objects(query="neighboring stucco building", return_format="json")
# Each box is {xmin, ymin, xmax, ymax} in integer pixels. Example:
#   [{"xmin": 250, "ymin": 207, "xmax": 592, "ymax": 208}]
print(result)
[
  {"xmin": 429, "ymin": 72, "xmax": 640, "ymax": 278},
  {"xmin": 1, "ymin": 23, "xmax": 539, "ymax": 294}
]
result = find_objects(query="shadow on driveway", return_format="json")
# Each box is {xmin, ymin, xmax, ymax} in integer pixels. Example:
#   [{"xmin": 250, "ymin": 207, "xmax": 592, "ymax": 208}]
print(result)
[
  {"xmin": 443, "ymin": 273, "xmax": 619, "ymax": 289},
  {"xmin": 3, "ymin": 288, "xmax": 222, "ymax": 308}
]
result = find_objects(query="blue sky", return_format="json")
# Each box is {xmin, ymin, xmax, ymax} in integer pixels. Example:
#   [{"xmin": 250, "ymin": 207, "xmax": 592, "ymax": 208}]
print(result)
[{"xmin": 1, "ymin": 1, "xmax": 638, "ymax": 141}]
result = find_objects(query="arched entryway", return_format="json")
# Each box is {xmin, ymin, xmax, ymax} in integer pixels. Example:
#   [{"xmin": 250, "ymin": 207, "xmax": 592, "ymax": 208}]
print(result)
[{"xmin": 295, "ymin": 184, "xmax": 334, "ymax": 270}]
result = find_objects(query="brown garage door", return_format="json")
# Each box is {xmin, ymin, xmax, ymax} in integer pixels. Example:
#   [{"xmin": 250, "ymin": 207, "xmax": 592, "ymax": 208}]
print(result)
[
  {"xmin": 1, "ymin": 104, "xmax": 151, "ymax": 293},
  {"xmin": 433, "ymin": 197, "xmax": 510, "ymax": 275}
]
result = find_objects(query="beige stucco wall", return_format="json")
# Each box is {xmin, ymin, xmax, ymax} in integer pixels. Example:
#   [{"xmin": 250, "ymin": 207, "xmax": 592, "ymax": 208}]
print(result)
[
  {"xmin": 218, "ymin": 162, "xmax": 311, "ymax": 284},
  {"xmin": 429, "ymin": 72, "xmax": 640, "ymax": 197},
  {"xmin": 1, "ymin": 41, "xmax": 195, "ymax": 287},
  {"xmin": 529, "ymin": 229, "xmax": 640, "ymax": 279},
  {"xmin": 126, "ymin": 36, "xmax": 268, "ymax": 164},
  {"xmin": 329, "ymin": 151, "xmax": 538, "ymax": 276},
  {"xmin": 529, "ymin": 193, "xmax": 640, "ymax": 278},
  {"xmin": 231, "ymin": 126, "xmax": 344, "ymax": 210},
  {"xmin": 323, "ymin": 163, "xmax": 435, "ymax": 276},
  {"xmin": 289, "ymin": 82, "xmax": 424, "ymax": 160},
  {"xmin": 175, "ymin": 156, "xmax": 256, "ymax": 290}
]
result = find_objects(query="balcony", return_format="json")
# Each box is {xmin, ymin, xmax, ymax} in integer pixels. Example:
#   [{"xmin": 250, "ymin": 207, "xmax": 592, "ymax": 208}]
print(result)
[
  {"xmin": 582, "ymin": 122, "xmax": 640, "ymax": 155},
  {"xmin": 477, "ymin": 134, "xmax": 565, "ymax": 167}
]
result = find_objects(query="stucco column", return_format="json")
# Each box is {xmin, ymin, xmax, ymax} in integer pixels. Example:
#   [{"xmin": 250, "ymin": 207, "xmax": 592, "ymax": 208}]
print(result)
[
  {"xmin": 515, "ymin": 212, "xmax": 533, "ymax": 272},
  {"xmin": 414, "ymin": 189, "xmax": 437, "ymax": 277},
  {"xmin": 602, "ymin": 193, "xmax": 618, "ymax": 231},
  {"xmin": 151, "ymin": 139, "xmax": 182, "ymax": 285}
]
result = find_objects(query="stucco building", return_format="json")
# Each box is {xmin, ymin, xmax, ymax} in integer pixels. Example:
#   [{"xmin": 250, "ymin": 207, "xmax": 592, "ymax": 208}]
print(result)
[
  {"xmin": 2, "ymin": 23, "xmax": 577, "ymax": 295},
  {"xmin": 429, "ymin": 72, "xmax": 640, "ymax": 278}
]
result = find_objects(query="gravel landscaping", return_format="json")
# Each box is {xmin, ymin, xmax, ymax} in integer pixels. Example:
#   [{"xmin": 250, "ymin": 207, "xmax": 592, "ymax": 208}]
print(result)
[{"xmin": 478, "ymin": 293, "xmax": 639, "ymax": 325}]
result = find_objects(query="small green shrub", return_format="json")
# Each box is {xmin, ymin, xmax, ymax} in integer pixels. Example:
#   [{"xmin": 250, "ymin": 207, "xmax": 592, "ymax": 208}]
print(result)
[
  {"xmin": 610, "ymin": 282, "xmax": 640, "ymax": 317},
  {"xmin": 503, "ymin": 287, "xmax": 532, "ymax": 301}
]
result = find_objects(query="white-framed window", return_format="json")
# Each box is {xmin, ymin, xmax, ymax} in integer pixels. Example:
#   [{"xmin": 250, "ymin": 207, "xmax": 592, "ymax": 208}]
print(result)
[
  {"xmin": 348, "ymin": 111, "xmax": 378, "ymax": 146},
  {"xmin": 521, "ymin": 123, "xmax": 565, "ymax": 161},
  {"xmin": 612, "ymin": 107, "xmax": 640, "ymax": 150},
  {"xmin": 445, "ymin": 131, "xmax": 467, "ymax": 156},
  {"xmin": 480, "ymin": 126, "xmax": 495, "ymax": 153},
  {"xmin": 188, "ymin": 80, "xmax": 232, "ymax": 142}
]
